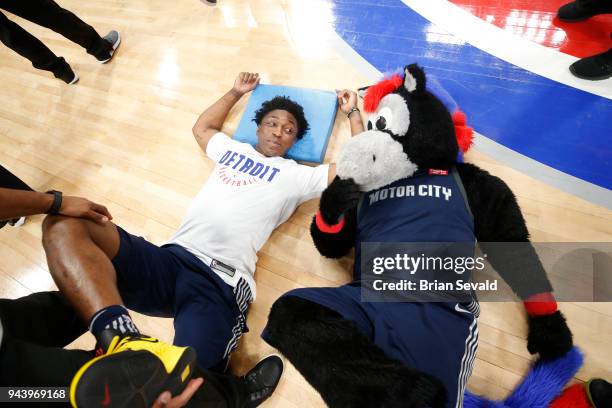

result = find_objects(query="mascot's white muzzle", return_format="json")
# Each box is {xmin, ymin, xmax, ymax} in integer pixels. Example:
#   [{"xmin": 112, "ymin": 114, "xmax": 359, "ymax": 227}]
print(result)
[{"xmin": 336, "ymin": 130, "xmax": 418, "ymax": 192}]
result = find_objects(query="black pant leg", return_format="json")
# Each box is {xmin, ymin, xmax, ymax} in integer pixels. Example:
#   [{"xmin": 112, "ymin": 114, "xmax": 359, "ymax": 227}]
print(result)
[
  {"xmin": 0, "ymin": 0, "xmax": 110, "ymax": 59},
  {"xmin": 0, "ymin": 12, "xmax": 68, "ymax": 75},
  {"xmin": 0, "ymin": 165, "xmax": 35, "ymax": 228},
  {"xmin": 185, "ymin": 366, "xmax": 243, "ymax": 408},
  {"xmin": 0, "ymin": 291, "xmax": 87, "ymax": 347},
  {"xmin": 0, "ymin": 334, "xmax": 91, "ymax": 388},
  {"xmin": 0, "ymin": 165, "xmax": 33, "ymax": 191},
  {"xmin": 0, "ymin": 292, "xmax": 91, "ymax": 390}
]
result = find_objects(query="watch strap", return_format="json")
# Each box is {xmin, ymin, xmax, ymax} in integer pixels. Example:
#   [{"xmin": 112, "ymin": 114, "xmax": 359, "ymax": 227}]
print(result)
[{"xmin": 45, "ymin": 190, "xmax": 63, "ymax": 215}]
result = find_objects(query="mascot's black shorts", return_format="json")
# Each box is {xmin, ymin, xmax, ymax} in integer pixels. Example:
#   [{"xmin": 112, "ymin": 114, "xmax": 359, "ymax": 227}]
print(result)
[{"xmin": 264, "ymin": 284, "xmax": 479, "ymax": 408}]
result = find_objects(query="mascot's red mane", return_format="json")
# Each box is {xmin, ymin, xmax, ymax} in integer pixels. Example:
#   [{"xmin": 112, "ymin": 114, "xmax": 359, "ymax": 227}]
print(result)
[
  {"xmin": 451, "ymin": 111, "xmax": 473, "ymax": 153},
  {"xmin": 363, "ymin": 74, "xmax": 403, "ymax": 113}
]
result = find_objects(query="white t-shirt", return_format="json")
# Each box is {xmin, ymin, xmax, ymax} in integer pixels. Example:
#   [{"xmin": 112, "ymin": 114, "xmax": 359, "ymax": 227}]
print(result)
[{"xmin": 168, "ymin": 132, "xmax": 329, "ymax": 298}]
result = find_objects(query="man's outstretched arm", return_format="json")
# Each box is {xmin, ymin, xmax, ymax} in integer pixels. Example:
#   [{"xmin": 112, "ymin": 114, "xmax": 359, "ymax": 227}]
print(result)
[
  {"xmin": 326, "ymin": 89, "xmax": 365, "ymax": 184},
  {"xmin": 192, "ymin": 72, "xmax": 260, "ymax": 153}
]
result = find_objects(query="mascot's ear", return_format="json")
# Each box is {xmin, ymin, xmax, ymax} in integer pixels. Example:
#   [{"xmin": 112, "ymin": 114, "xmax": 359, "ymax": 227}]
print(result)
[
  {"xmin": 357, "ymin": 86, "xmax": 369, "ymax": 99},
  {"xmin": 404, "ymin": 64, "xmax": 426, "ymax": 95}
]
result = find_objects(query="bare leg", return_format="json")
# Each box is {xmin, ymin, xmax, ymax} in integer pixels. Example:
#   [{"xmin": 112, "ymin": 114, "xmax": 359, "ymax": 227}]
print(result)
[{"xmin": 42, "ymin": 215, "xmax": 122, "ymax": 321}]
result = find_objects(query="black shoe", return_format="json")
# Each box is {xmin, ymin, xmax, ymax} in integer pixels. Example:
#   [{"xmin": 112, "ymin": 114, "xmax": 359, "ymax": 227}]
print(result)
[
  {"xmin": 55, "ymin": 63, "xmax": 79, "ymax": 84},
  {"xmin": 569, "ymin": 48, "xmax": 612, "ymax": 80},
  {"xmin": 587, "ymin": 378, "xmax": 612, "ymax": 408},
  {"xmin": 557, "ymin": 0, "xmax": 612, "ymax": 22},
  {"xmin": 97, "ymin": 30, "xmax": 121, "ymax": 64},
  {"xmin": 242, "ymin": 355, "xmax": 283, "ymax": 408},
  {"xmin": 203, "ymin": 0, "xmax": 217, "ymax": 5}
]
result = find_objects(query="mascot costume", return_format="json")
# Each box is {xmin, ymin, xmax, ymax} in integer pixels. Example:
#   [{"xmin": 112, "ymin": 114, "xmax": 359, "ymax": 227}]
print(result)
[{"xmin": 260, "ymin": 63, "xmax": 585, "ymax": 408}]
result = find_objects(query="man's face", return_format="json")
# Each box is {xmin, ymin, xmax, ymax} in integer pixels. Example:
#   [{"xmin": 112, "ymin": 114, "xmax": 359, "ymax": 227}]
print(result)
[{"xmin": 255, "ymin": 109, "xmax": 299, "ymax": 157}]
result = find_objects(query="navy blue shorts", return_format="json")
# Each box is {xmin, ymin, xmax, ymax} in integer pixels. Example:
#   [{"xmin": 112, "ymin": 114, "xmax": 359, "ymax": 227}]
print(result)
[
  {"xmin": 271, "ymin": 284, "xmax": 478, "ymax": 408},
  {"xmin": 111, "ymin": 226, "xmax": 247, "ymax": 370}
]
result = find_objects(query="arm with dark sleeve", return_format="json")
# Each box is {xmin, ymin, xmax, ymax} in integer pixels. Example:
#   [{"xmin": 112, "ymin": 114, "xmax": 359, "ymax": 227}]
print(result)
[
  {"xmin": 457, "ymin": 163, "xmax": 573, "ymax": 360},
  {"xmin": 457, "ymin": 163, "xmax": 552, "ymax": 297}
]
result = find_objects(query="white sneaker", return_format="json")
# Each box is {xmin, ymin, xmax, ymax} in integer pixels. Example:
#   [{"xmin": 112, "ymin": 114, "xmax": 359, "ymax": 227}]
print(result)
[
  {"xmin": 9, "ymin": 217, "xmax": 26, "ymax": 227},
  {"xmin": 69, "ymin": 72, "xmax": 79, "ymax": 85}
]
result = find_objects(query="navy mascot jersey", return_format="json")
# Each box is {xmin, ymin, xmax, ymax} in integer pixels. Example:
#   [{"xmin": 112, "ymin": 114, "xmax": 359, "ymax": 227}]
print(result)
[{"xmin": 354, "ymin": 167, "xmax": 475, "ymax": 281}]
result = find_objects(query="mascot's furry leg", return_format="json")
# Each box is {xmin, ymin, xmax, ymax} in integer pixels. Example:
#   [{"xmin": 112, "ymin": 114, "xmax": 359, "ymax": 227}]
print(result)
[
  {"xmin": 464, "ymin": 347, "xmax": 585, "ymax": 408},
  {"xmin": 262, "ymin": 296, "xmax": 447, "ymax": 408}
]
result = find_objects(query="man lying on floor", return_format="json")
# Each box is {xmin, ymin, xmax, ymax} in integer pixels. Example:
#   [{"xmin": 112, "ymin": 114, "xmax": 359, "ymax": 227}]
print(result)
[
  {"xmin": 40, "ymin": 72, "xmax": 342, "ymax": 406},
  {"xmin": 0, "ymin": 185, "xmax": 282, "ymax": 407}
]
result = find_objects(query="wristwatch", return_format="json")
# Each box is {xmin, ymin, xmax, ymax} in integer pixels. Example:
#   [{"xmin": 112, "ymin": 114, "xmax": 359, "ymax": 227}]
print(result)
[{"xmin": 45, "ymin": 190, "xmax": 63, "ymax": 215}]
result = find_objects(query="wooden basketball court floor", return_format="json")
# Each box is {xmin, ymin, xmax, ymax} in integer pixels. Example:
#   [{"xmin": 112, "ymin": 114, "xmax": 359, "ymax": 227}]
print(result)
[{"xmin": 0, "ymin": 0, "xmax": 610, "ymax": 406}]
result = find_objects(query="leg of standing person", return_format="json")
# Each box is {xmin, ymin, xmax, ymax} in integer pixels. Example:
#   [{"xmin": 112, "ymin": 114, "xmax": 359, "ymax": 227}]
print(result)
[
  {"xmin": 569, "ymin": 45, "xmax": 612, "ymax": 80},
  {"xmin": 0, "ymin": 165, "xmax": 34, "ymax": 227},
  {"xmin": 0, "ymin": 291, "xmax": 86, "ymax": 346},
  {"xmin": 557, "ymin": 0, "xmax": 612, "ymax": 80},
  {"xmin": 0, "ymin": 292, "xmax": 91, "ymax": 387},
  {"xmin": 0, "ymin": 12, "xmax": 77, "ymax": 83},
  {"xmin": 0, "ymin": 0, "xmax": 120, "ymax": 63},
  {"xmin": 0, "ymin": 165, "xmax": 34, "ymax": 192}
]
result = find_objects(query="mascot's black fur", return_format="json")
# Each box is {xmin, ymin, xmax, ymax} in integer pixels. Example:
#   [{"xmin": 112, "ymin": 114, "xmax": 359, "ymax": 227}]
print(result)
[{"xmin": 263, "ymin": 64, "xmax": 573, "ymax": 408}]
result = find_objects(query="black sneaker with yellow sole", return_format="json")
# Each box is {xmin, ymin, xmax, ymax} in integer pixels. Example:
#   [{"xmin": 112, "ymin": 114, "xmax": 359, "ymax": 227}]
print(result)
[{"xmin": 70, "ymin": 329, "xmax": 196, "ymax": 408}]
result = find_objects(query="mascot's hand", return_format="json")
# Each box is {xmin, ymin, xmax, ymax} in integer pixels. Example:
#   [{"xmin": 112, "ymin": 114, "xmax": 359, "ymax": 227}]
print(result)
[
  {"xmin": 319, "ymin": 177, "xmax": 361, "ymax": 225},
  {"xmin": 527, "ymin": 310, "xmax": 573, "ymax": 360}
]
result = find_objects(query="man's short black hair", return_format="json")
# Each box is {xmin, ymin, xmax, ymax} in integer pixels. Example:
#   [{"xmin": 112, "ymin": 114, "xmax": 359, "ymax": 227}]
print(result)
[{"xmin": 253, "ymin": 96, "xmax": 310, "ymax": 140}]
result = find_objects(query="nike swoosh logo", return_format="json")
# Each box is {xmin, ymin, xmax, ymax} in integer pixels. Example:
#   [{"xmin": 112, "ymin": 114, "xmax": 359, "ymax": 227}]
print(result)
[
  {"xmin": 455, "ymin": 304, "xmax": 470, "ymax": 314},
  {"xmin": 102, "ymin": 382, "xmax": 111, "ymax": 406}
]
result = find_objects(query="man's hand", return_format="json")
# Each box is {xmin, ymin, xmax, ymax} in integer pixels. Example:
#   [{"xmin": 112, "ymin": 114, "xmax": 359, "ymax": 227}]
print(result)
[
  {"xmin": 192, "ymin": 72, "xmax": 259, "ymax": 153},
  {"xmin": 59, "ymin": 196, "xmax": 113, "ymax": 225},
  {"xmin": 233, "ymin": 72, "xmax": 260, "ymax": 96},
  {"xmin": 336, "ymin": 89, "xmax": 358, "ymax": 114},
  {"xmin": 151, "ymin": 378, "xmax": 204, "ymax": 408}
]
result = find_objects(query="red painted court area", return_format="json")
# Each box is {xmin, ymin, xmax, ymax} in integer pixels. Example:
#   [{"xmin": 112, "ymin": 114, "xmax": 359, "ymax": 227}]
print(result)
[{"xmin": 449, "ymin": 0, "xmax": 612, "ymax": 58}]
